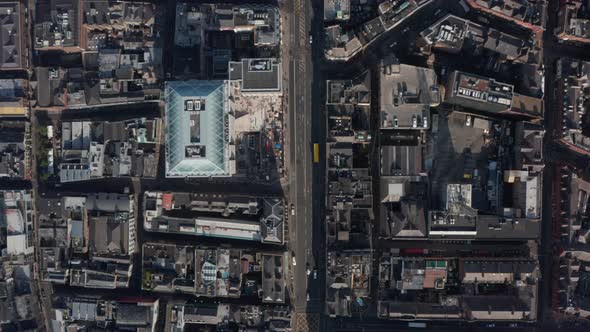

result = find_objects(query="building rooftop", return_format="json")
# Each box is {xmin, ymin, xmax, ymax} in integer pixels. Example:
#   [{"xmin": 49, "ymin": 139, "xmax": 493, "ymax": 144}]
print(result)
[
  {"xmin": 0, "ymin": 3, "xmax": 22, "ymax": 69},
  {"xmin": 194, "ymin": 248, "xmax": 242, "ymax": 297},
  {"xmin": 34, "ymin": 0, "xmax": 80, "ymax": 49},
  {"xmin": 324, "ymin": 25, "xmax": 362, "ymax": 61},
  {"xmin": 324, "ymin": 0, "xmax": 350, "ymax": 22},
  {"xmin": 144, "ymin": 192, "xmax": 284, "ymax": 244},
  {"xmin": 380, "ymin": 143, "xmax": 424, "ymax": 176},
  {"xmin": 380, "ymin": 61, "xmax": 439, "ymax": 130},
  {"xmin": 89, "ymin": 215, "xmax": 131, "ymax": 256},
  {"xmin": 152, "ymin": 215, "xmax": 263, "ymax": 242},
  {"xmin": 421, "ymin": 14, "xmax": 529, "ymax": 61},
  {"xmin": 326, "ymin": 250, "xmax": 371, "ymax": 317},
  {"xmin": 1, "ymin": 190, "xmax": 33, "ymax": 256},
  {"xmin": 229, "ymin": 59, "xmax": 281, "ymax": 94},
  {"xmin": 462, "ymin": 296, "xmax": 531, "ymax": 320},
  {"xmin": 420, "ymin": 14, "xmax": 469, "ymax": 51},
  {"xmin": 262, "ymin": 254, "xmax": 285, "ymax": 303},
  {"xmin": 86, "ymin": 193, "xmax": 133, "ymax": 212},
  {"xmin": 142, "ymin": 243, "xmax": 196, "ymax": 293},
  {"xmin": 210, "ymin": 4, "xmax": 280, "ymax": 47},
  {"xmin": 117, "ymin": 303, "xmax": 153, "ymax": 328},
  {"xmin": 445, "ymin": 70, "xmax": 514, "ymax": 113},
  {"xmin": 260, "ymin": 198, "xmax": 284, "ymax": 244},
  {"xmin": 326, "ymin": 72, "xmax": 371, "ymax": 105},
  {"xmin": 378, "ymin": 301, "xmax": 462, "ymax": 320},
  {"xmin": 0, "ymin": 120, "xmax": 25, "ymax": 179},
  {"xmin": 557, "ymin": 1, "xmax": 590, "ymax": 42},
  {"xmin": 165, "ymin": 80, "xmax": 234, "ymax": 178},
  {"xmin": 380, "ymin": 177, "xmax": 428, "ymax": 238}
]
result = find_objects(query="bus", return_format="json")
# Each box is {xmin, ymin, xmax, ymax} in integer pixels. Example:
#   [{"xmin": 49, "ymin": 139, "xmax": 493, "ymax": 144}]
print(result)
[{"xmin": 313, "ymin": 143, "xmax": 319, "ymax": 163}]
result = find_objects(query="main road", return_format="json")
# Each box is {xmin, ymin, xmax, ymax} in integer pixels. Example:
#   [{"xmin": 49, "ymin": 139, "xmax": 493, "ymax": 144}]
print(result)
[{"xmin": 286, "ymin": 0, "xmax": 325, "ymax": 330}]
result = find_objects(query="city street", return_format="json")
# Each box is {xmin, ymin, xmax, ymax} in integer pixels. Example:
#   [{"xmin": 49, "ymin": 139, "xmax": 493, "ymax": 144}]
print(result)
[{"xmin": 21, "ymin": 0, "xmax": 590, "ymax": 330}]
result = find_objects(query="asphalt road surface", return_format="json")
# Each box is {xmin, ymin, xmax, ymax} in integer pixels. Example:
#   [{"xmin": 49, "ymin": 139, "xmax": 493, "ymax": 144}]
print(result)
[{"xmin": 288, "ymin": 0, "xmax": 316, "ymax": 315}]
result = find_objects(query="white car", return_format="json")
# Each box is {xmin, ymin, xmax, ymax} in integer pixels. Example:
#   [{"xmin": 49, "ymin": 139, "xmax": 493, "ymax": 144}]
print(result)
[
  {"xmin": 423, "ymin": 116, "xmax": 428, "ymax": 128},
  {"xmin": 412, "ymin": 116, "xmax": 418, "ymax": 128},
  {"xmin": 465, "ymin": 115, "xmax": 472, "ymax": 127},
  {"xmin": 313, "ymin": 270, "xmax": 317, "ymax": 279},
  {"xmin": 292, "ymin": 257, "xmax": 296, "ymax": 266}
]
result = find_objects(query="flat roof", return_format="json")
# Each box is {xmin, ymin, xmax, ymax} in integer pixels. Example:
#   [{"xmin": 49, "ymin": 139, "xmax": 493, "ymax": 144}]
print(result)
[
  {"xmin": 34, "ymin": 0, "xmax": 80, "ymax": 49},
  {"xmin": 229, "ymin": 59, "xmax": 281, "ymax": 93},
  {"xmin": 446, "ymin": 70, "xmax": 514, "ymax": 113},
  {"xmin": 380, "ymin": 63, "xmax": 439, "ymax": 130},
  {"xmin": 152, "ymin": 215, "xmax": 264, "ymax": 242},
  {"xmin": 421, "ymin": 14, "xmax": 469, "ymax": 50}
]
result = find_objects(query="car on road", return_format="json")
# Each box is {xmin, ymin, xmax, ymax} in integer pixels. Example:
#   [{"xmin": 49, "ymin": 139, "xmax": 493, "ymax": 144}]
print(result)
[
  {"xmin": 465, "ymin": 115, "xmax": 473, "ymax": 127},
  {"xmin": 313, "ymin": 270, "xmax": 317, "ymax": 279},
  {"xmin": 290, "ymin": 204, "xmax": 295, "ymax": 216},
  {"xmin": 292, "ymin": 257, "xmax": 296, "ymax": 266},
  {"xmin": 309, "ymin": 34, "xmax": 313, "ymax": 44},
  {"xmin": 306, "ymin": 293, "xmax": 310, "ymax": 301}
]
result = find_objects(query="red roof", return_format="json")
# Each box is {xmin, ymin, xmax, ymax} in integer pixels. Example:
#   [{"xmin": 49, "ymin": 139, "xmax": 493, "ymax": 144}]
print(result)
[{"xmin": 162, "ymin": 193, "xmax": 173, "ymax": 210}]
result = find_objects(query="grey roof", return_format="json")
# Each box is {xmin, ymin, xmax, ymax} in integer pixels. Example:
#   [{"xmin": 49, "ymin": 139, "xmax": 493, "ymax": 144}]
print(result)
[
  {"xmin": 475, "ymin": 215, "xmax": 540, "ymax": 240},
  {"xmin": 39, "ymin": 198, "xmax": 65, "ymax": 222},
  {"xmin": 116, "ymin": 303, "xmax": 151, "ymax": 326},
  {"xmin": 102, "ymin": 122, "xmax": 127, "ymax": 142},
  {"xmin": 34, "ymin": 0, "xmax": 79, "ymax": 48},
  {"xmin": 380, "ymin": 301, "xmax": 462, "ymax": 316},
  {"xmin": 462, "ymin": 296, "xmax": 529, "ymax": 312},
  {"xmin": 462, "ymin": 259, "xmax": 536, "ymax": 275},
  {"xmin": 445, "ymin": 70, "xmax": 514, "ymax": 113},
  {"xmin": 229, "ymin": 58, "xmax": 281, "ymax": 93},
  {"xmin": 262, "ymin": 254, "xmax": 285, "ymax": 303},
  {"xmin": 60, "ymin": 164, "xmax": 91, "ymax": 182},
  {"xmin": 89, "ymin": 215, "xmax": 130, "ymax": 255},
  {"xmin": 71, "ymin": 301, "xmax": 97, "ymax": 321},
  {"xmin": 86, "ymin": 193, "xmax": 132, "ymax": 212},
  {"xmin": 261, "ymin": 198, "xmax": 284, "ymax": 244},
  {"xmin": 0, "ymin": 3, "xmax": 22, "ymax": 69},
  {"xmin": 380, "ymin": 178, "xmax": 427, "ymax": 238},
  {"xmin": 380, "ymin": 144, "xmax": 424, "ymax": 176}
]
